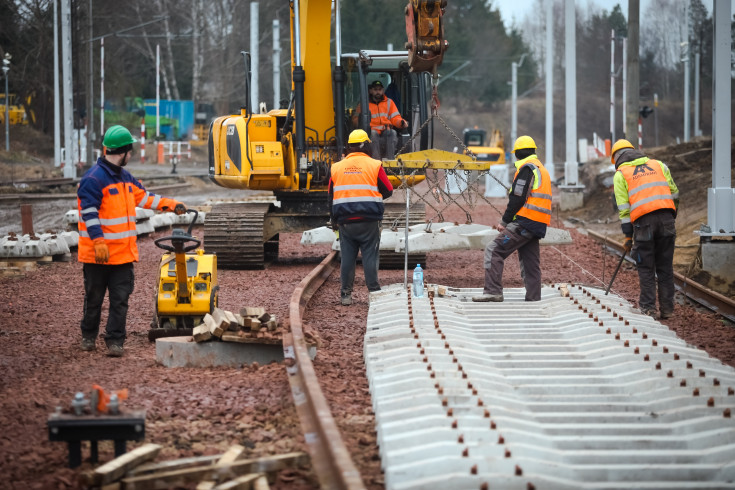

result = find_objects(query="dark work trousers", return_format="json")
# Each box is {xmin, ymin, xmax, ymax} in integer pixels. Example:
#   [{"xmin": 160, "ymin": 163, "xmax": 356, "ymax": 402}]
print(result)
[
  {"xmin": 483, "ymin": 221, "xmax": 542, "ymax": 301},
  {"xmin": 338, "ymin": 220, "xmax": 381, "ymax": 297},
  {"xmin": 631, "ymin": 210, "xmax": 676, "ymax": 315},
  {"xmin": 370, "ymin": 129, "xmax": 398, "ymax": 160},
  {"xmin": 80, "ymin": 262, "xmax": 135, "ymax": 347}
]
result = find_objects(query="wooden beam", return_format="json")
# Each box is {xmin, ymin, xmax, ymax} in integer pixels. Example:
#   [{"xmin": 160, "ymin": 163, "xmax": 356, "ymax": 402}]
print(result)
[
  {"xmin": 121, "ymin": 452, "xmax": 308, "ymax": 490},
  {"xmin": 79, "ymin": 443, "xmax": 162, "ymax": 486}
]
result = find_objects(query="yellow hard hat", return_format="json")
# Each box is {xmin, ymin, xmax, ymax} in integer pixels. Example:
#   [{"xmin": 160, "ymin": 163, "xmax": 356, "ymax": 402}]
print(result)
[
  {"xmin": 610, "ymin": 139, "xmax": 634, "ymax": 164},
  {"xmin": 348, "ymin": 129, "xmax": 371, "ymax": 144},
  {"xmin": 513, "ymin": 135, "xmax": 536, "ymax": 152}
]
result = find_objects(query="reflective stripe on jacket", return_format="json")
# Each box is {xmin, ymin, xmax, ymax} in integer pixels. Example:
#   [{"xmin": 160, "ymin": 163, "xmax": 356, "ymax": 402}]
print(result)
[
  {"xmin": 614, "ymin": 157, "xmax": 678, "ymax": 224},
  {"xmin": 513, "ymin": 157, "xmax": 552, "ymax": 226},
  {"xmin": 77, "ymin": 158, "xmax": 179, "ymax": 264},
  {"xmin": 369, "ymin": 96, "xmax": 402, "ymax": 134},
  {"xmin": 330, "ymin": 153, "xmax": 385, "ymax": 223}
]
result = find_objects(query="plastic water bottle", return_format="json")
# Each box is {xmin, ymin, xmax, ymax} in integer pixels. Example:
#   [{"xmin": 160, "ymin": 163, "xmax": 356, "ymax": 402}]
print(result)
[{"xmin": 412, "ymin": 264, "xmax": 424, "ymax": 298}]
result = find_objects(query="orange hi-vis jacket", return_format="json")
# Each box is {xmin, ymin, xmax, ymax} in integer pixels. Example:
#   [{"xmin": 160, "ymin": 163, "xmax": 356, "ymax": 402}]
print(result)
[
  {"xmin": 330, "ymin": 153, "xmax": 387, "ymax": 224},
  {"xmin": 77, "ymin": 158, "xmax": 179, "ymax": 264},
  {"xmin": 368, "ymin": 96, "xmax": 403, "ymax": 134},
  {"xmin": 513, "ymin": 158, "xmax": 552, "ymax": 225},
  {"xmin": 615, "ymin": 158, "xmax": 676, "ymax": 223}
]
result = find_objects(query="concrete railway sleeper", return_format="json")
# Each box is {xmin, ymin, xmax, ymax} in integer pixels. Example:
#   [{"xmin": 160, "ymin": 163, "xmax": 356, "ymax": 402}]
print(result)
[{"xmin": 364, "ymin": 284, "xmax": 735, "ymax": 489}]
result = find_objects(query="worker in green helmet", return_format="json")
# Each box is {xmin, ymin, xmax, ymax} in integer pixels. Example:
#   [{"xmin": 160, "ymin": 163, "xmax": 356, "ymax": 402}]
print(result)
[{"xmin": 76, "ymin": 125, "xmax": 187, "ymax": 357}]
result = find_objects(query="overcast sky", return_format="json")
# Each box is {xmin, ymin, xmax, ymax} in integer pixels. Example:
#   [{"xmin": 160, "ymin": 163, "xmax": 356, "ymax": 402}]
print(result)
[{"xmin": 491, "ymin": 0, "xmax": 731, "ymax": 30}]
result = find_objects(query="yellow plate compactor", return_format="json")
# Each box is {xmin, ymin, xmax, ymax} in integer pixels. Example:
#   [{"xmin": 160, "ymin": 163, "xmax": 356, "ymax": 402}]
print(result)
[{"xmin": 149, "ymin": 209, "xmax": 218, "ymax": 340}]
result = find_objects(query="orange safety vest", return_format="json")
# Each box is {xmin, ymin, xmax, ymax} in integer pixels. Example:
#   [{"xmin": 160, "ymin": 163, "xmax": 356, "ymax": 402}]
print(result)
[
  {"xmin": 368, "ymin": 97, "xmax": 402, "ymax": 134},
  {"xmin": 330, "ymin": 152, "xmax": 385, "ymax": 223},
  {"xmin": 616, "ymin": 159, "xmax": 675, "ymax": 222},
  {"xmin": 514, "ymin": 158, "xmax": 552, "ymax": 225},
  {"xmin": 77, "ymin": 160, "xmax": 179, "ymax": 264}
]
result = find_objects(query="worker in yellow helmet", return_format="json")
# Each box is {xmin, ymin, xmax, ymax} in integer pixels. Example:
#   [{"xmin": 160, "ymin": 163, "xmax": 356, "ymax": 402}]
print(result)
[
  {"xmin": 329, "ymin": 129, "xmax": 394, "ymax": 305},
  {"xmin": 473, "ymin": 135, "xmax": 552, "ymax": 303},
  {"xmin": 611, "ymin": 139, "xmax": 679, "ymax": 319}
]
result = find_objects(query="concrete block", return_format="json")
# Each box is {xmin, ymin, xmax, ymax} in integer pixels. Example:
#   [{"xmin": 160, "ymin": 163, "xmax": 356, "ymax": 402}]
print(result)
[
  {"xmin": 0, "ymin": 237, "xmax": 21, "ymax": 257},
  {"xmin": 135, "ymin": 208, "xmax": 155, "ymax": 220},
  {"xmin": 559, "ymin": 187, "xmax": 585, "ymax": 211},
  {"xmin": 64, "ymin": 209, "xmax": 79, "ymax": 226},
  {"xmin": 484, "ymin": 165, "xmax": 510, "ymax": 198},
  {"xmin": 300, "ymin": 226, "xmax": 337, "ymax": 246},
  {"xmin": 701, "ymin": 241, "xmax": 735, "ymax": 282},
  {"xmin": 136, "ymin": 220, "xmax": 155, "ymax": 235},
  {"xmin": 155, "ymin": 336, "xmax": 316, "ymax": 368},
  {"xmin": 20, "ymin": 237, "xmax": 49, "ymax": 257}
]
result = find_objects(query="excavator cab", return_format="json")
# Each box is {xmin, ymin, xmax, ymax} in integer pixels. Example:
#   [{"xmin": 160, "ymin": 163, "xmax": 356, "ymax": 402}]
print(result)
[{"xmin": 342, "ymin": 50, "xmax": 434, "ymax": 158}]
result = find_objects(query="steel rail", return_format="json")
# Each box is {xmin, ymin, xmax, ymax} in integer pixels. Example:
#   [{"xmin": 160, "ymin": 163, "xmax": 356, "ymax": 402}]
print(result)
[
  {"xmin": 588, "ymin": 229, "xmax": 735, "ymax": 322},
  {"xmin": 284, "ymin": 251, "xmax": 366, "ymax": 490}
]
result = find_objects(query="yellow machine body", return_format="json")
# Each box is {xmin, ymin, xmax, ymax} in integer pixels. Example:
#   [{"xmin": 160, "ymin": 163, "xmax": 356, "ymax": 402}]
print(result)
[{"xmin": 156, "ymin": 249, "xmax": 218, "ymax": 322}]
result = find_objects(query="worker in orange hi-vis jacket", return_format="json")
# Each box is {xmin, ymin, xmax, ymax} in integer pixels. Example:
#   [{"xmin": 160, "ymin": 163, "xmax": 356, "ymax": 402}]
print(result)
[
  {"xmin": 77, "ymin": 125, "xmax": 186, "ymax": 357},
  {"xmin": 612, "ymin": 139, "xmax": 679, "ymax": 320}
]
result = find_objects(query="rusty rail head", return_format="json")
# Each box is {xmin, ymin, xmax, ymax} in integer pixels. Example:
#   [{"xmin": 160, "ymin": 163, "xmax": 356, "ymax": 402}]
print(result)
[{"xmin": 284, "ymin": 251, "xmax": 366, "ymax": 490}]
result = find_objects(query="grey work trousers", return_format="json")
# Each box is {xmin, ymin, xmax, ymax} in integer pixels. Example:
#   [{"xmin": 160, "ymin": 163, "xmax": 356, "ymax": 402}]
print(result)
[
  {"xmin": 80, "ymin": 262, "xmax": 135, "ymax": 347},
  {"xmin": 631, "ymin": 211, "xmax": 676, "ymax": 315},
  {"xmin": 483, "ymin": 221, "xmax": 541, "ymax": 301},
  {"xmin": 338, "ymin": 220, "xmax": 381, "ymax": 297},
  {"xmin": 370, "ymin": 129, "xmax": 397, "ymax": 160}
]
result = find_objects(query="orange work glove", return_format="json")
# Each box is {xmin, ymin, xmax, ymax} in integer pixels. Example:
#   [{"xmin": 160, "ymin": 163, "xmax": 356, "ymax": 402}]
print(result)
[
  {"xmin": 173, "ymin": 202, "xmax": 186, "ymax": 215},
  {"xmin": 623, "ymin": 237, "xmax": 633, "ymax": 254},
  {"xmin": 93, "ymin": 237, "xmax": 109, "ymax": 264}
]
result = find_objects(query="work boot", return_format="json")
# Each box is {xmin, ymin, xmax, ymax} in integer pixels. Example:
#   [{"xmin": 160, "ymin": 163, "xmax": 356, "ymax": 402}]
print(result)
[
  {"xmin": 660, "ymin": 310, "xmax": 673, "ymax": 320},
  {"xmin": 80, "ymin": 338, "xmax": 96, "ymax": 351},
  {"xmin": 472, "ymin": 293, "xmax": 504, "ymax": 302},
  {"xmin": 106, "ymin": 344, "xmax": 124, "ymax": 358},
  {"xmin": 641, "ymin": 308, "xmax": 657, "ymax": 318},
  {"xmin": 341, "ymin": 295, "xmax": 352, "ymax": 306}
]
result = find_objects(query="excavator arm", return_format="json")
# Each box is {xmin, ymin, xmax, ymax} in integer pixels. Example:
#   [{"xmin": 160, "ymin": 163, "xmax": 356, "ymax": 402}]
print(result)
[{"xmin": 405, "ymin": 0, "xmax": 449, "ymax": 74}]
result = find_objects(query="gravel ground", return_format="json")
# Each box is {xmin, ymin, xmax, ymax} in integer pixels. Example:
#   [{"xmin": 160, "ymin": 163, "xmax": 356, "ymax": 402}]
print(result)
[{"xmin": 0, "ymin": 168, "xmax": 732, "ymax": 489}]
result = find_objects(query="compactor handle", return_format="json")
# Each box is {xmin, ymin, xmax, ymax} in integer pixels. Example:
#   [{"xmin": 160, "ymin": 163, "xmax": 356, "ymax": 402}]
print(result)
[{"xmin": 154, "ymin": 209, "xmax": 201, "ymax": 253}]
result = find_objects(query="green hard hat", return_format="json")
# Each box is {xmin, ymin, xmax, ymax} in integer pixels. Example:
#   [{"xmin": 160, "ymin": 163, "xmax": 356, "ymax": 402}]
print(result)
[{"xmin": 103, "ymin": 125, "xmax": 137, "ymax": 149}]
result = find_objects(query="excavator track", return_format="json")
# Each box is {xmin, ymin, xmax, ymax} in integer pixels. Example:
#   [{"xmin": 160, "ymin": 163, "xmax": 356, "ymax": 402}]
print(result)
[
  {"xmin": 203, "ymin": 203, "xmax": 272, "ymax": 269},
  {"xmin": 380, "ymin": 202, "xmax": 427, "ymax": 269}
]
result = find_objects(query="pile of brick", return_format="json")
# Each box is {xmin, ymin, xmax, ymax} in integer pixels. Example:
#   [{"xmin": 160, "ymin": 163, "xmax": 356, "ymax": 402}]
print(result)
[{"xmin": 192, "ymin": 306, "xmax": 281, "ymax": 344}]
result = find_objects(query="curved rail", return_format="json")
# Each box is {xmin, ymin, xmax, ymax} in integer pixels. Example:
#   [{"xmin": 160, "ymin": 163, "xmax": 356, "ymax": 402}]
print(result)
[
  {"xmin": 283, "ymin": 251, "xmax": 366, "ymax": 490},
  {"xmin": 588, "ymin": 230, "xmax": 735, "ymax": 322}
]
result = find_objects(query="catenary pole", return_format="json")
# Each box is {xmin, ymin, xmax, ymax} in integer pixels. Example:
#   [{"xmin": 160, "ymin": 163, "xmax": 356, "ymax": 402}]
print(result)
[{"xmin": 545, "ymin": 0, "xmax": 554, "ymax": 180}]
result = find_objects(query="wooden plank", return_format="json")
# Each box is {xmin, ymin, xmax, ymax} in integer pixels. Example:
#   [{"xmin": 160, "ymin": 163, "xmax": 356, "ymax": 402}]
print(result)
[
  {"xmin": 196, "ymin": 445, "xmax": 247, "ymax": 490},
  {"xmin": 212, "ymin": 473, "xmax": 266, "ymax": 490},
  {"xmin": 121, "ymin": 452, "xmax": 308, "ymax": 490},
  {"xmin": 220, "ymin": 332, "xmax": 282, "ymax": 345},
  {"xmin": 193, "ymin": 323, "xmax": 213, "ymax": 343},
  {"xmin": 211, "ymin": 308, "xmax": 231, "ymax": 331},
  {"xmin": 234, "ymin": 313, "xmax": 245, "ymax": 327},
  {"xmin": 79, "ymin": 443, "xmax": 162, "ymax": 486},
  {"xmin": 249, "ymin": 319, "xmax": 262, "ymax": 332},
  {"xmin": 224, "ymin": 310, "xmax": 239, "ymax": 330},
  {"xmin": 129, "ymin": 454, "xmax": 220, "ymax": 476},
  {"xmin": 240, "ymin": 307, "xmax": 265, "ymax": 318}
]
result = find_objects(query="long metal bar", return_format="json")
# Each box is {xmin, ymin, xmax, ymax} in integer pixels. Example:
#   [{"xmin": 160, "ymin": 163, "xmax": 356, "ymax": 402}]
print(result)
[{"xmin": 284, "ymin": 251, "xmax": 366, "ymax": 489}]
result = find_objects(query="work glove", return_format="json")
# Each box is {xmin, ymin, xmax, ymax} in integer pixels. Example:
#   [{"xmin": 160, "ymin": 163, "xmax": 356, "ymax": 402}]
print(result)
[
  {"xmin": 93, "ymin": 237, "xmax": 109, "ymax": 264},
  {"xmin": 623, "ymin": 237, "xmax": 633, "ymax": 254},
  {"xmin": 173, "ymin": 202, "xmax": 187, "ymax": 215}
]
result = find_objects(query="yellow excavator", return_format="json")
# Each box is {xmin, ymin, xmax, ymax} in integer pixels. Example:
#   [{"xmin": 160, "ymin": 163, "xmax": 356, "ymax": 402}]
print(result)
[{"xmin": 205, "ymin": 0, "xmax": 484, "ymax": 269}]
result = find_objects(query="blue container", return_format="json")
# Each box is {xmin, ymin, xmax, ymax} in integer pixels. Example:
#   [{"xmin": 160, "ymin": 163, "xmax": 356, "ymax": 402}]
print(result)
[{"xmin": 144, "ymin": 99, "xmax": 195, "ymax": 140}]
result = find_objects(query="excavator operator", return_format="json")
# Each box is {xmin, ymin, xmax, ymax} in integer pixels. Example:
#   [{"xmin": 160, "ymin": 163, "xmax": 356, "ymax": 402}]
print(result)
[{"xmin": 354, "ymin": 80, "xmax": 408, "ymax": 160}]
